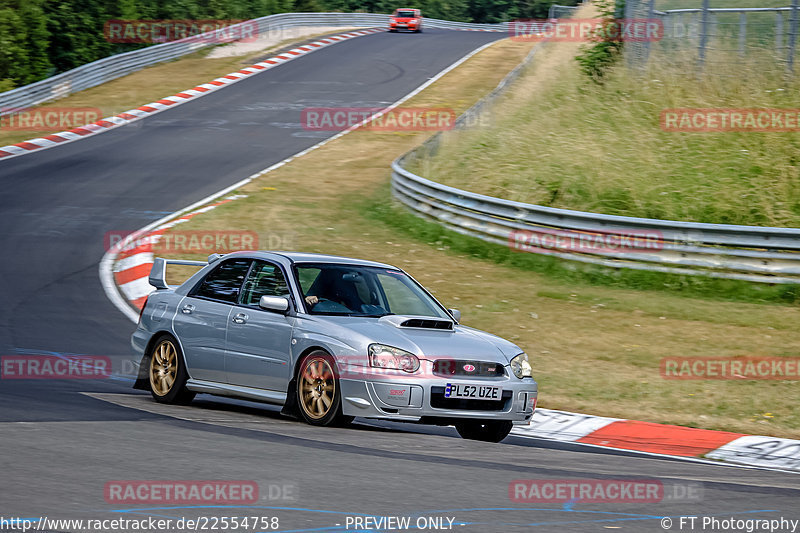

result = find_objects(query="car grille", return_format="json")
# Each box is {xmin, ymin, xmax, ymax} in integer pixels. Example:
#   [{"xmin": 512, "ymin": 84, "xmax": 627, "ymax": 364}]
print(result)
[
  {"xmin": 430, "ymin": 386, "xmax": 511, "ymax": 411},
  {"xmin": 432, "ymin": 359, "xmax": 505, "ymax": 379}
]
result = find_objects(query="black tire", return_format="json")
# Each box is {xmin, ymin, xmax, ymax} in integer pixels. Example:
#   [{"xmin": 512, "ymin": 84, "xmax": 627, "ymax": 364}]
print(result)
[
  {"xmin": 416, "ymin": 28, "xmax": 422, "ymax": 33},
  {"xmin": 148, "ymin": 334, "xmax": 195, "ymax": 404},
  {"xmin": 454, "ymin": 419, "xmax": 513, "ymax": 442},
  {"xmin": 296, "ymin": 351, "xmax": 353, "ymax": 427}
]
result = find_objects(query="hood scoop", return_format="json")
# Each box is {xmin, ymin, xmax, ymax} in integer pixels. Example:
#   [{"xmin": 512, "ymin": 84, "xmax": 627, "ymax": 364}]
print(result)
[{"xmin": 379, "ymin": 315, "xmax": 454, "ymax": 331}]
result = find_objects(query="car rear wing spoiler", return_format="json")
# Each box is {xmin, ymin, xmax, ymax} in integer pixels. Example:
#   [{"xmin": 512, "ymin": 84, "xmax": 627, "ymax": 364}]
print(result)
[{"xmin": 148, "ymin": 254, "xmax": 222, "ymax": 289}]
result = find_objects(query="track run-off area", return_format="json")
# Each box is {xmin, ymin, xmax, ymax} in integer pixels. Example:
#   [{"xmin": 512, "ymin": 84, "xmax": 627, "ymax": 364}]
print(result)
[{"xmin": 1, "ymin": 27, "xmax": 799, "ymax": 533}]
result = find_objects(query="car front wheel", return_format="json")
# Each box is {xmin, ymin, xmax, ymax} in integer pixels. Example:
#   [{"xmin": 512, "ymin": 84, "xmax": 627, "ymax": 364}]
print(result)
[
  {"xmin": 296, "ymin": 351, "xmax": 353, "ymax": 427},
  {"xmin": 454, "ymin": 419, "xmax": 513, "ymax": 442},
  {"xmin": 148, "ymin": 335, "xmax": 195, "ymax": 404}
]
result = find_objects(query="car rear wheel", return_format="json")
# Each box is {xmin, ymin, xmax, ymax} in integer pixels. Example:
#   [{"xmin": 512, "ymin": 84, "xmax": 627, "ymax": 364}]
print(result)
[
  {"xmin": 148, "ymin": 335, "xmax": 195, "ymax": 404},
  {"xmin": 296, "ymin": 351, "xmax": 353, "ymax": 427},
  {"xmin": 454, "ymin": 419, "xmax": 513, "ymax": 442}
]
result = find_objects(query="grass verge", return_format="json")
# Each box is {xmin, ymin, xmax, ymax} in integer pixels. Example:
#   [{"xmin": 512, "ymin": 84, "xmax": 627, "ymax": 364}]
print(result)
[
  {"xmin": 155, "ymin": 36, "xmax": 800, "ymax": 438},
  {"xmin": 409, "ymin": 43, "xmax": 800, "ymax": 227}
]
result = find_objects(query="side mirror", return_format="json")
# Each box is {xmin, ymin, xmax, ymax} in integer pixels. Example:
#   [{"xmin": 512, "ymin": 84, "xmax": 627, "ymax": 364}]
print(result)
[
  {"xmin": 259, "ymin": 295, "xmax": 290, "ymax": 313},
  {"xmin": 448, "ymin": 308, "xmax": 461, "ymax": 322}
]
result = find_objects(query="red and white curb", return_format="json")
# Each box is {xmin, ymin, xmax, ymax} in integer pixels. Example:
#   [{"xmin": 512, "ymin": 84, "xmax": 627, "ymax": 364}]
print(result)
[
  {"xmin": 111, "ymin": 194, "xmax": 247, "ymax": 309},
  {"xmin": 513, "ymin": 408, "xmax": 800, "ymax": 472},
  {"xmin": 0, "ymin": 28, "xmax": 384, "ymax": 161}
]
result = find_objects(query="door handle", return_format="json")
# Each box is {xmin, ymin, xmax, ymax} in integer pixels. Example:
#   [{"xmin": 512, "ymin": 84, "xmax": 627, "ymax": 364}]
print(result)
[
  {"xmin": 232, "ymin": 312, "xmax": 249, "ymax": 324},
  {"xmin": 181, "ymin": 304, "xmax": 195, "ymax": 314}
]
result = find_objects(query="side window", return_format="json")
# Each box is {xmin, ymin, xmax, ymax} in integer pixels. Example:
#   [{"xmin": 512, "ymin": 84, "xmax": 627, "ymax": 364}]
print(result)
[
  {"xmin": 241, "ymin": 261, "xmax": 290, "ymax": 306},
  {"xmin": 296, "ymin": 267, "xmax": 321, "ymax": 296},
  {"xmin": 191, "ymin": 259, "xmax": 252, "ymax": 303}
]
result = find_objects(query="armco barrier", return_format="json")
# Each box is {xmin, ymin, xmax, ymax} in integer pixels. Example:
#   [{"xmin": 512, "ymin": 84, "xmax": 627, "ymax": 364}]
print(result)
[
  {"xmin": 390, "ymin": 43, "xmax": 800, "ymax": 284},
  {"xmin": 0, "ymin": 13, "xmax": 507, "ymax": 114}
]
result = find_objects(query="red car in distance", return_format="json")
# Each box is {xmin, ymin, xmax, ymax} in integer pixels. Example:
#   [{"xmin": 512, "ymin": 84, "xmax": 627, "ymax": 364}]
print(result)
[{"xmin": 389, "ymin": 8, "xmax": 423, "ymax": 33}]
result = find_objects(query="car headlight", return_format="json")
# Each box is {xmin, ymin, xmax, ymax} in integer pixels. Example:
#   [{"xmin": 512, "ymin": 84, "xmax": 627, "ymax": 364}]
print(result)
[
  {"xmin": 368, "ymin": 344, "xmax": 420, "ymax": 373},
  {"xmin": 409, "ymin": 18, "xmax": 417, "ymax": 23},
  {"xmin": 510, "ymin": 353, "xmax": 532, "ymax": 379}
]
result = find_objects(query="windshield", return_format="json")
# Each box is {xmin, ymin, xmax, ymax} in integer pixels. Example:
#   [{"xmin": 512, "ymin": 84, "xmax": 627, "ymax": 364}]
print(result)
[
  {"xmin": 295, "ymin": 263, "xmax": 448, "ymax": 318},
  {"xmin": 394, "ymin": 10, "xmax": 417, "ymax": 17}
]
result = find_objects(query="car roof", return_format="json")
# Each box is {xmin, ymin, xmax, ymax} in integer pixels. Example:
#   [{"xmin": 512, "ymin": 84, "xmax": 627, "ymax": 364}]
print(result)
[
  {"xmin": 395, "ymin": 8, "xmax": 420, "ymax": 12},
  {"xmin": 237, "ymin": 251, "xmax": 400, "ymax": 269}
]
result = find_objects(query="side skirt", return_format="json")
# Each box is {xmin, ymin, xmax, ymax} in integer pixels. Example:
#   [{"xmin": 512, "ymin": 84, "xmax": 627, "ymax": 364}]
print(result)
[{"xmin": 186, "ymin": 379, "xmax": 287, "ymax": 405}]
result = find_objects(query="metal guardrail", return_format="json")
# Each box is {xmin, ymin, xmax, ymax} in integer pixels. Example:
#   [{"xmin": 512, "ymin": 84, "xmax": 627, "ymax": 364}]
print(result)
[
  {"xmin": 390, "ymin": 42, "xmax": 800, "ymax": 284},
  {"xmin": 0, "ymin": 13, "xmax": 507, "ymax": 115}
]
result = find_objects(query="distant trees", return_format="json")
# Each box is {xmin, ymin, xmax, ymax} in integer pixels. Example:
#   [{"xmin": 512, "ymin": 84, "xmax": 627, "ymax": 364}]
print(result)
[
  {"xmin": 1, "ymin": 0, "xmax": 51, "ymax": 87},
  {"xmin": 0, "ymin": 0, "xmax": 579, "ymax": 90}
]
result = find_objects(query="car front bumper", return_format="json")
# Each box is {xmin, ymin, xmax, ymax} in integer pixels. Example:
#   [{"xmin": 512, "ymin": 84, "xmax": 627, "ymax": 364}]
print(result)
[{"xmin": 339, "ymin": 376, "xmax": 538, "ymax": 424}]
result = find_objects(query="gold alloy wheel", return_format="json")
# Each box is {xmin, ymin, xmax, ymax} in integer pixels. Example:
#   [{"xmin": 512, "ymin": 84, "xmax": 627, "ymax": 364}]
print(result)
[
  {"xmin": 150, "ymin": 340, "xmax": 178, "ymax": 396},
  {"xmin": 299, "ymin": 357, "xmax": 336, "ymax": 419}
]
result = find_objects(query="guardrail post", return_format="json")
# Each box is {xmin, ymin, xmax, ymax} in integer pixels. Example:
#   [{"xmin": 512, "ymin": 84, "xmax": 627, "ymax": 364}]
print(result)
[
  {"xmin": 738, "ymin": 12, "xmax": 746, "ymax": 56},
  {"xmin": 698, "ymin": 0, "xmax": 710, "ymax": 69},
  {"xmin": 789, "ymin": 0, "xmax": 799, "ymax": 74},
  {"xmin": 642, "ymin": 0, "xmax": 657, "ymax": 64}
]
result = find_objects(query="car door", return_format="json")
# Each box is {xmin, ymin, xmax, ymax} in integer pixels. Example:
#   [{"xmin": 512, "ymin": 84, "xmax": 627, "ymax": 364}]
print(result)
[
  {"xmin": 225, "ymin": 260, "xmax": 294, "ymax": 392},
  {"xmin": 172, "ymin": 258, "xmax": 252, "ymax": 383}
]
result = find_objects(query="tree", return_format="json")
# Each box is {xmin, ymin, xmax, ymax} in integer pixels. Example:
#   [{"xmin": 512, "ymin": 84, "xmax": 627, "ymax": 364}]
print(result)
[{"xmin": 0, "ymin": 0, "xmax": 51, "ymax": 86}]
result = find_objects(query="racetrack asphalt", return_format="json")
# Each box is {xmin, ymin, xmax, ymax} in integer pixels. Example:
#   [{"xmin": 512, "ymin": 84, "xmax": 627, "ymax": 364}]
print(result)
[{"xmin": 0, "ymin": 28, "xmax": 798, "ymax": 532}]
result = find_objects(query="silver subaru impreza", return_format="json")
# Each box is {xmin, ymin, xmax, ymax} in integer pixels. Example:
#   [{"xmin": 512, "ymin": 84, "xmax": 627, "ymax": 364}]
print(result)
[{"xmin": 131, "ymin": 251, "xmax": 538, "ymax": 442}]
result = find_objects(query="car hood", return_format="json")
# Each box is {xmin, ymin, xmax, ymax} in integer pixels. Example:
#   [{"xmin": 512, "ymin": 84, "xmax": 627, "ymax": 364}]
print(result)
[
  {"xmin": 392, "ymin": 17, "xmax": 418, "ymax": 21},
  {"xmin": 305, "ymin": 315, "xmax": 521, "ymax": 364}
]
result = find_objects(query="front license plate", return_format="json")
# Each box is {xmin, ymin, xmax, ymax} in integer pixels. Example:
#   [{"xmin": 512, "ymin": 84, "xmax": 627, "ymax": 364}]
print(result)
[
  {"xmin": 444, "ymin": 383, "xmax": 502, "ymax": 400},
  {"xmin": 397, "ymin": 24, "xmax": 407, "ymax": 27}
]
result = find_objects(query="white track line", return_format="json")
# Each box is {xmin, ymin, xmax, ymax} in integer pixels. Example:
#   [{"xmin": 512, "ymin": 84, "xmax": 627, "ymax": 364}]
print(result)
[{"xmin": 99, "ymin": 38, "xmax": 501, "ymax": 322}]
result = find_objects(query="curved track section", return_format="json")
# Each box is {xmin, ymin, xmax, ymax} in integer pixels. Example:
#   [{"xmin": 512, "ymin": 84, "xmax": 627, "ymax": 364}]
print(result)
[
  {"xmin": 1, "ymin": 28, "xmax": 799, "ymax": 532},
  {"xmin": 0, "ymin": 29, "xmax": 499, "ymax": 357}
]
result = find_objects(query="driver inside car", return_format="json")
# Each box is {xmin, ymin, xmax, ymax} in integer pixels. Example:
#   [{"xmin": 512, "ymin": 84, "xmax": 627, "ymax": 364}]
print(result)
[
  {"xmin": 304, "ymin": 270, "xmax": 387, "ymax": 315},
  {"xmin": 304, "ymin": 270, "xmax": 363, "ymax": 311}
]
